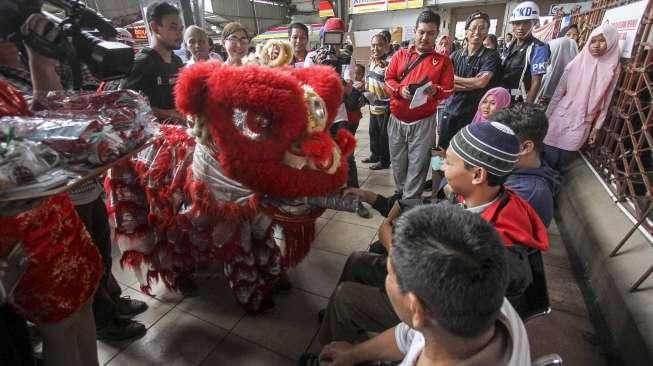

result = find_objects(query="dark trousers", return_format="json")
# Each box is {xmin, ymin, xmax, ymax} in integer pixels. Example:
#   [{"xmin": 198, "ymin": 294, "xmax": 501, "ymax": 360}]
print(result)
[
  {"xmin": 541, "ymin": 145, "xmax": 575, "ymax": 172},
  {"xmin": 368, "ymin": 111, "xmax": 390, "ymax": 166},
  {"xmin": 331, "ymin": 121, "xmax": 360, "ymax": 188},
  {"xmin": 0, "ymin": 304, "xmax": 34, "ymax": 366},
  {"xmin": 437, "ymin": 111, "xmax": 474, "ymax": 150},
  {"xmin": 75, "ymin": 197, "xmax": 122, "ymax": 329},
  {"xmin": 318, "ymin": 251, "xmax": 397, "ymax": 345}
]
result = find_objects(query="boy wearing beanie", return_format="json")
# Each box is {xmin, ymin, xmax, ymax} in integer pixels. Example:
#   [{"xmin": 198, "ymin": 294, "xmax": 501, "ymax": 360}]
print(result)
[{"xmin": 313, "ymin": 122, "xmax": 549, "ymax": 348}]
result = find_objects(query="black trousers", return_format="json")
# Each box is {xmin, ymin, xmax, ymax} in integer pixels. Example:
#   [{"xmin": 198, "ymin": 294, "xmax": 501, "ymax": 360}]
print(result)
[
  {"xmin": 368, "ymin": 111, "xmax": 390, "ymax": 166},
  {"xmin": 0, "ymin": 304, "xmax": 34, "ymax": 366},
  {"xmin": 75, "ymin": 197, "xmax": 122, "ymax": 329},
  {"xmin": 331, "ymin": 121, "xmax": 359, "ymax": 188},
  {"xmin": 437, "ymin": 111, "xmax": 474, "ymax": 150}
]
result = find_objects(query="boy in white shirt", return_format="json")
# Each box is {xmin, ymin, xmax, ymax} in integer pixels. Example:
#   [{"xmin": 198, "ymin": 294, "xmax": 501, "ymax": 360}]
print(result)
[{"xmin": 301, "ymin": 205, "xmax": 531, "ymax": 366}]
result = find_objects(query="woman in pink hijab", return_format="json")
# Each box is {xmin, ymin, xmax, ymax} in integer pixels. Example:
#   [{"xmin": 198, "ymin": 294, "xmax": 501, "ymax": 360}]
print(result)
[
  {"xmin": 542, "ymin": 24, "xmax": 621, "ymax": 171},
  {"xmin": 435, "ymin": 34, "xmax": 453, "ymax": 56},
  {"xmin": 472, "ymin": 87, "xmax": 511, "ymax": 123}
]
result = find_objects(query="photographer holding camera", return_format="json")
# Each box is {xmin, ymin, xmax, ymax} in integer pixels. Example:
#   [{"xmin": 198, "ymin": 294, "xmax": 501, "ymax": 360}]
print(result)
[
  {"xmin": 1, "ymin": 0, "xmax": 150, "ymax": 358},
  {"xmin": 304, "ymin": 17, "xmax": 371, "ymax": 218}
]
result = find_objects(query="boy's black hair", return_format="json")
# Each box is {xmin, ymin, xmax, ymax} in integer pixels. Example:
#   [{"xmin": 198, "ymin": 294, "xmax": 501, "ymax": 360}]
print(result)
[{"xmin": 392, "ymin": 205, "xmax": 508, "ymax": 338}]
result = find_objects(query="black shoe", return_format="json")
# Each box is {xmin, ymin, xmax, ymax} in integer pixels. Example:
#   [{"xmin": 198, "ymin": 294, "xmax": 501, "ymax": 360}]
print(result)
[
  {"xmin": 362, "ymin": 156, "xmax": 379, "ymax": 164},
  {"xmin": 298, "ymin": 353, "xmax": 322, "ymax": 366},
  {"xmin": 318, "ymin": 308, "xmax": 326, "ymax": 323},
  {"xmin": 247, "ymin": 296, "xmax": 275, "ymax": 315},
  {"xmin": 423, "ymin": 179, "xmax": 433, "ymax": 191},
  {"xmin": 96, "ymin": 318, "xmax": 146, "ymax": 342},
  {"xmin": 357, "ymin": 203, "xmax": 371, "ymax": 219},
  {"xmin": 369, "ymin": 162, "xmax": 390, "ymax": 170},
  {"xmin": 116, "ymin": 296, "xmax": 148, "ymax": 318},
  {"xmin": 274, "ymin": 271, "xmax": 292, "ymax": 294},
  {"xmin": 179, "ymin": 276, "xmax": 199, "ymax": 297}
]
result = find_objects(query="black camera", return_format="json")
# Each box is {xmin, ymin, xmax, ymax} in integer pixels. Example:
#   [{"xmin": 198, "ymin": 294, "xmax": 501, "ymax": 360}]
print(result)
[
  {"xmin": 0, "ymin": 0, "xmax": 133, "ymax": 84},
  {"xmin": 316, "ymin": 31, "xmax": 351, "ymax": 75}
]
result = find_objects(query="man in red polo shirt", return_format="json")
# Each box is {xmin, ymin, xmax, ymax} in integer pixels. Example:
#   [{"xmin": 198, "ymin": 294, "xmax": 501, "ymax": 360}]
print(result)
[{"xmin": 385, "ymin": 10, "xmax": 454, "ymax": 199}]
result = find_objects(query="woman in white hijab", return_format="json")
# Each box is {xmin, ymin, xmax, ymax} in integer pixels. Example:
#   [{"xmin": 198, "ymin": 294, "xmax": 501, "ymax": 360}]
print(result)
[{"xmin": 537, "ymin": 36, "xmax": 579, "ymax": 104}]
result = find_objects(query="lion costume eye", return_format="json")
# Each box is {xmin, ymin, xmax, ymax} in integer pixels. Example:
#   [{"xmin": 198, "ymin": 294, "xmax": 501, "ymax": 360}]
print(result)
[
  {"xmin": 233, "ymin": 108, "xmax": 271, "ymax": 141},
  {"xmin": 302, "ymin": 85, "xmax": 327, "ymax": 133}
]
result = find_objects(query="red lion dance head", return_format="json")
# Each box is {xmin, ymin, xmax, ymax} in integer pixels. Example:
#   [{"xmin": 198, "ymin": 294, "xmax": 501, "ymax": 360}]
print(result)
[{"xmin": 174, "ymin": 62, "xmax": 356, "ymax": 197}]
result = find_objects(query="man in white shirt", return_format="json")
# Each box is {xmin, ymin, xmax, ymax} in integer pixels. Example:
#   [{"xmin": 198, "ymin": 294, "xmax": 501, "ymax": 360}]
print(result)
[{"xmin": 300, "ymin": 205, "xmax": 531, "ymax": 366}]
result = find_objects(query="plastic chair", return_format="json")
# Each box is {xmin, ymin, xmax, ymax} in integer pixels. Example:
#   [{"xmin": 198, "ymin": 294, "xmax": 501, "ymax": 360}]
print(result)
[
  {"xmin": 510, "ymin": 250, "xmax": 551, "ymax": 322},
  {"xmin": 532, "ymin": 353, "xmax": 563, "ymax": 366}
]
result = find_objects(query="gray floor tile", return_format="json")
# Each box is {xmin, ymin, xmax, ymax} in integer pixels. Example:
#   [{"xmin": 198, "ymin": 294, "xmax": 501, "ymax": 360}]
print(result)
[
  {"xmin": 108, "ymin": 308, "xmax": 227, "ymax": 366},
  {"xmin": 176, "ymin": 274, "xmax": 246, "ymax": 330},
  {"xmin": 365, "ymin": 171, "xmax": 397, "ymax": 188},
  {"xmin": 526, "ymin": 310, "xmax": 609, "ymax": 366},
  {"xmin": 98, "ymin": 340, "xmax": 123, "ymax": 365},
  {"xmin": 288, "ymin": 248, "xmax": 347, "ymax": 298},
  {"xmin": 201, "ymin": 334, "xmax": 294, "ymax": 366},
  {"xmin": 312, "ymin": 220, "xmax": 377, "ymax": 255},
  {"xmin": 231, "ymin": 290, "xmax": 327, "ymax": 360},
  {"xmin": 315, "ymin": 217, "xmax": 329, "ymax": 234}
]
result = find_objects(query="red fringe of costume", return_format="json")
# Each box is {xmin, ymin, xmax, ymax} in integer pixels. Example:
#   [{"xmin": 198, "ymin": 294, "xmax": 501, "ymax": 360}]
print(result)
[
  {"xmin": 106, "ymin": 127, "xmax": 282, "ymax": 312},
  {"xmin": 106, "ymin": 64, "xmax": 355, "ymax": 313}
]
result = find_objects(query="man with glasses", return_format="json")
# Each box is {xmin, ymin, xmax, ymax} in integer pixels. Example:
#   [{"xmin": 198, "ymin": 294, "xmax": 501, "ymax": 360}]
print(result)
[
  {"xmin": 221, "ymin": 22, "xmax": 250, "ymax": 66},
  {"xmin": 121, "ymin": 1, "xmax": 184, "ymax": 123},
  {"xmin": 439, "ymin": 11, "xmax": 502, "ymax": 151},
  {"xmin": 384, "ymin": 10, "xmax": 454, "ymax": 199}
]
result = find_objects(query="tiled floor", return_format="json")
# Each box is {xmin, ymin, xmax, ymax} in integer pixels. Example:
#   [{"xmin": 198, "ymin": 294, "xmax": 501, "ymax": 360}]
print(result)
[{"xmin": 101, "ymin": 114, "xmax": 614, "ymax": 365}]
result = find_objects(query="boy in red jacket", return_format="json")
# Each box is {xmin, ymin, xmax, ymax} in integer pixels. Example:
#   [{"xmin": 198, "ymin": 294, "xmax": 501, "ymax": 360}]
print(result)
[
  {"xmin": 384, "ymin": 10, "xmax": 454, "ymax": 199},
  {"xmin": 313, "ymin": 121, "xmax": 549, "ymax": 347}
]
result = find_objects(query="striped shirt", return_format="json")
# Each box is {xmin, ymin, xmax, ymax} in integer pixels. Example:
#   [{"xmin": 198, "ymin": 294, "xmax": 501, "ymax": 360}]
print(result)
[
  {"xmin": 395, "ymin": 299, "xmax": 530, "ymax": 366},
  {"xmin": 367, "ymin": 59, "xmax": 390, "ymax": 115}
]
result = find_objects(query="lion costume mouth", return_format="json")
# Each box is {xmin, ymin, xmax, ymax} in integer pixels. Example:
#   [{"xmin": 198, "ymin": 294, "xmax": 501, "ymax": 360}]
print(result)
[{"xmin": 174, "ymin": 62, "xmax": 356, "ymax": 198}]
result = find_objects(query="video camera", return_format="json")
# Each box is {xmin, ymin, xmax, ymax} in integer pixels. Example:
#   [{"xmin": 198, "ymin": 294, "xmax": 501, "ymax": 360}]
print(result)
[
  {"xmin": 316, "ymin": 31, "xmax": 351, "ymax": 75},
  {"xmin": 0, "ymin": 0, "xmax": 134, "ymax": 86}
]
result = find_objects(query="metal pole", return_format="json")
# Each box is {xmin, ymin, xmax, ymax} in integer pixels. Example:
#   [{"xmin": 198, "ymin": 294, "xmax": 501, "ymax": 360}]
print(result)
[
  {"xmin": 179, "ymin": 0, "xmax": 195, "ymax": 26},
  {"xmin": 609, "ymin": 201, "xmax": 653, "ymax": 257},
  {"xmin": 250, "ymin": 0, "xmax": 260, "ymax": 35},
  {"xmin": 630, "ymin": 264, "xmax": 653, "ymax": 292}
]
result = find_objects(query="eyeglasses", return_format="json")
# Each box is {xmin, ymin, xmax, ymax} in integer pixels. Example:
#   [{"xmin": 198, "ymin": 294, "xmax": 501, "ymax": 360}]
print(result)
[
  {"xmin": 225, "ymin": 36, "xmax": 249, "ymax": 44},
  {"xmin": 468, "ymin": 26, "xmax": 488, "ymax": 34}
]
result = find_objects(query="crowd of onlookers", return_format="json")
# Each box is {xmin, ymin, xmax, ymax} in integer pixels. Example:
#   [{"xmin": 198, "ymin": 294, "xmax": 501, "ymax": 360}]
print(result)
[{"xmin": 0, "ymin": 0, "xmax": 624, "ymax": 364}]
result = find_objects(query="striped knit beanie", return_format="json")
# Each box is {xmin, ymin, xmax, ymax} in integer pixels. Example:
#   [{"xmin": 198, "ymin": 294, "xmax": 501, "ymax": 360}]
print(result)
[{"xmin": 450, "ymin": 121, "xmax": 520, "ymax": 177}]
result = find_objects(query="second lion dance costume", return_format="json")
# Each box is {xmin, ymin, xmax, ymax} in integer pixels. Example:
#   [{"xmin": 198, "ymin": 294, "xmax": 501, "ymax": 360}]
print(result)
[{"xmin": 106, "ymin": 61, "xmax": 356, "ymax": 313}]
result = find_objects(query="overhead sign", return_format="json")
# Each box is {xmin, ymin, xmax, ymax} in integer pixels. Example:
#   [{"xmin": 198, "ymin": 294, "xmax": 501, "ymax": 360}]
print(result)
[
  {"xmin": 602, "ymin": 0, "xmax": 647, "ymax": 58},
  {"xmin": 254, "ymin": 24, "xmax": 323, "ymax": 40},
  {"xmin": 351, "ymin": 0, "xmax": 423, "ymax": 15},
  {"xmin": 319, "ymin": 0, "xmax": 335, "ymax": 18},
  {"xmin": 549, "ymin": 2, "xmax": 592, "ymax": 16},
  {"xmin": 129, "ymin": 25, "xmax": 148, "ymax": 41}
]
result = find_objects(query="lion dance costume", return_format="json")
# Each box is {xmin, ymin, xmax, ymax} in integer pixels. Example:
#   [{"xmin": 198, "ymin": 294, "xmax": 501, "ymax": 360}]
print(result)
[{"xmin": 106, "ymin": 63, "xmax": 355, "ymax": 313}]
